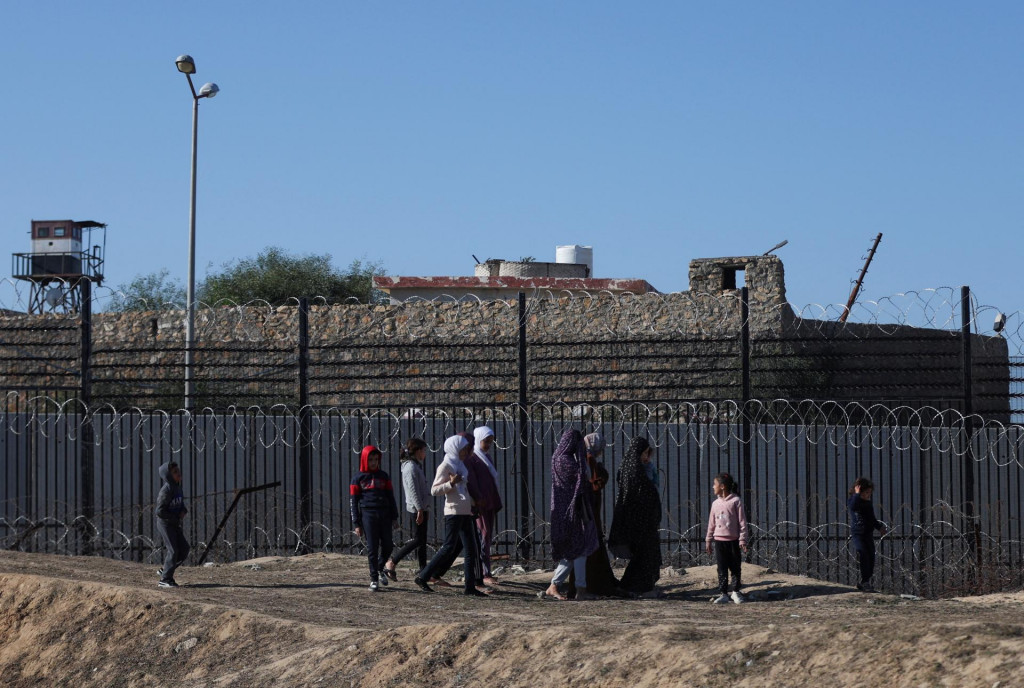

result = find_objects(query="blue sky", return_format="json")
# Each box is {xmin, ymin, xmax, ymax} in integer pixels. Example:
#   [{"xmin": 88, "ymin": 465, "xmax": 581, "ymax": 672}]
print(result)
[{"xmin": 2, "ymin": 3, "xmax": 1022, "ymax": 314}]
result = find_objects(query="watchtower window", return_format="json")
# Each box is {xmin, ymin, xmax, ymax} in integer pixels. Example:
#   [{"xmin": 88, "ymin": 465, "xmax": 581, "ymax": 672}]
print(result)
[
  {"xmin": 37, "ymin": 227, "xmax": 49, "ymax": 238},
  {"xmin": 54, "ymin": 227, "xmax": 66, "ymax": 237},
  {"xmin": 722, "ymin": 267, "xmax": 745, "ymax": 290}
]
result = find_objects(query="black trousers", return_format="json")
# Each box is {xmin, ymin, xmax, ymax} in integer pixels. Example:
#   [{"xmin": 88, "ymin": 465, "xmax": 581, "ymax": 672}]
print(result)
[
  {"xmin": 714, "ymin": 540, "xmax": 742, "ymax": 594},
  {"xmin": 361, "ymin": 510, "xmax": 394, "ymax": 581},
  {"xmin": 157, "ymin": 518, "xmax": 190, "ymax": 582},
  {"xmin": 418, "ymin": 514, "xmax": 478, "ymax": 592},
  {"xmin": 853, "ymin": 535, "xmax": 875, "ymax": 585},
  {"xmin": 390, "ymin": 511, "xmax": 429, "ymax": 569},
  {"xmin": 431, "ymin": 516, "xmax": 484, "ymax": 585}
]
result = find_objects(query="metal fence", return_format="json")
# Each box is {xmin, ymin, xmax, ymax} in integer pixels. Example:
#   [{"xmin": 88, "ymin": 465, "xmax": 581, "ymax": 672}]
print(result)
[
  {"xmin": 2, "ymin": 281, "xmax": 1024, "ymax": 596},
  {"xmin": 2, "ymin": 398, "xmax": 1022, "ymax": 597}
]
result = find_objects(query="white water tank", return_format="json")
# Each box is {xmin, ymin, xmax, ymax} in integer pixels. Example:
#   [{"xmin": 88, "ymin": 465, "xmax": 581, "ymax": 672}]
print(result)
[{"xmin": 555, "ymin": 245, "xmax": 593, "ymax": 277}]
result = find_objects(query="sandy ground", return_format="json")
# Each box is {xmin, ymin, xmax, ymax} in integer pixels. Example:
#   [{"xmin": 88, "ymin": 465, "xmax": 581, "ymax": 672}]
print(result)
[{"xmin": 1, "ymin": 550, "xmax": 1023, "ymax": 688}]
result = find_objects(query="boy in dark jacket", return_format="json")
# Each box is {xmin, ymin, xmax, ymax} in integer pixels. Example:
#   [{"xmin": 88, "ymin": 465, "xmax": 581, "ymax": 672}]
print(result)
[
  {"xmin": 351, "ymin": 445, "xmax": 399, "ymax": 591},
  {"xmin": 848, "ymin": 477, "xmax": 887, "ymax": 592},
  {"xmin": 156, "ymin": 461, "xmax": 190, "ymax": 588}
]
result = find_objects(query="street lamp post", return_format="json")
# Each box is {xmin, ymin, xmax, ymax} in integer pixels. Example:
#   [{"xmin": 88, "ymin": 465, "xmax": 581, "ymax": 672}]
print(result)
[{"xmin": 176, "ymin": 54, "xmax": 219, "ymax": 411}]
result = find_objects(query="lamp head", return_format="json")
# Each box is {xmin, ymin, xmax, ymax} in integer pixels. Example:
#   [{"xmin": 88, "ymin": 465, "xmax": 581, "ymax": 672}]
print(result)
[
  {"xmin": 994, "ymin": 312, "xmax": 1007, "ymax": 333},
  {"xmin": 199, "ymin": 83, "xmax": 220, "ymax": 98},
  {"xmin": 175, "ymin": 55, "xmax": 196, "ymax": 75}
]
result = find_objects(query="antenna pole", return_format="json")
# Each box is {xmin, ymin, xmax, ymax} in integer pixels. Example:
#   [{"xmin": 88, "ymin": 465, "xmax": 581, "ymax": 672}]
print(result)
[{"xmin": 840, "ymin": 233, "xmax": 883, "ymax": 323}]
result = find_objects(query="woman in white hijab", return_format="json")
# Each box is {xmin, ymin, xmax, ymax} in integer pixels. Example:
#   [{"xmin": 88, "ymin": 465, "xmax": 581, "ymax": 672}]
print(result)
[
  {"xmin": 469, "ymin": 426, "xmax": 503, "ymax": 585},
  {"xmin": 413, "ymin": 435, "xmax": 488, "ymax": 597}
]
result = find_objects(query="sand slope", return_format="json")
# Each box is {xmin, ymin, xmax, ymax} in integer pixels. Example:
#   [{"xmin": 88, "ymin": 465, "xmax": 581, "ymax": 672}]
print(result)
[{"xmin": 1, "ymin": 551, "xmax": 1022, "ymax": 687}]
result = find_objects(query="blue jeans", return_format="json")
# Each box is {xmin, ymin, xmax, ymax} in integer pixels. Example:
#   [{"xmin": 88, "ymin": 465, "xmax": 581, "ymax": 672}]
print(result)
[{"xmin": 551, "ymin": 556, "xmax": 587, "ymax": 589}]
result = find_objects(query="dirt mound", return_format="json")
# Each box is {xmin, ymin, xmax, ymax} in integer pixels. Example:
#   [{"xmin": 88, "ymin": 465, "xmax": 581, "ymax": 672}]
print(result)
[{"xmin": 1, "ymin": 551, "xmax": 1022, "ymax": 687}]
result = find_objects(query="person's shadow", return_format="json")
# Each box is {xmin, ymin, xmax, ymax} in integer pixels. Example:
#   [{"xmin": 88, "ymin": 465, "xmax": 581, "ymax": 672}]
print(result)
[{"xmin": 183, "ymin": 582, "xmax": 360, "ymax": 590}]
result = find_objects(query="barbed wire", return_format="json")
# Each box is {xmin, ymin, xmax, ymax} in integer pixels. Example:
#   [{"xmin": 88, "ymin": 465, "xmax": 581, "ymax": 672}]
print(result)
[
  {"xmin": 3, "ymin": 278, "xmax": 1022, "ymax": 348},
  {"xmin": 3, "ymin": 396, "xmax": 1024, "ymax": 466}
]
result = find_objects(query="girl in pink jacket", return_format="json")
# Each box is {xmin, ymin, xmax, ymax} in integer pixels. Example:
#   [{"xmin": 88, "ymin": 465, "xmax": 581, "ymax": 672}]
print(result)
[{"xmin": 705, "ymin": 472, "xmax": 748, "ymax": 604}]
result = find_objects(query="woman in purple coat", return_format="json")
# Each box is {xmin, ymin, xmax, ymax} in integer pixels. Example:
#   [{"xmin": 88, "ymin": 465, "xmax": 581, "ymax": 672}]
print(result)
[{"xmin": 545, "ymin": 428, "xmax": 599, "ymax": 600}]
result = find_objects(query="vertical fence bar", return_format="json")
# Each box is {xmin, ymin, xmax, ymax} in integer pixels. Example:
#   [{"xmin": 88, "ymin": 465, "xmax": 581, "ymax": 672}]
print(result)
[
  {"xmin": 740, "ymin": 287, "xmax": 752, "ymax": 560},
  {"xmin": 517, "ymin": 292, "xmax": 531, "ymax": 560},
  {"xmin": 79, "ymin": 279, "xmax": 95, "ymax": 555},
  {"xmin": 960, "ymin": 285, "xmax": 978, "ymax": 574},
  {"xmin": 297, "ymin": 297, "xmax": 312, "ymax": 552}
]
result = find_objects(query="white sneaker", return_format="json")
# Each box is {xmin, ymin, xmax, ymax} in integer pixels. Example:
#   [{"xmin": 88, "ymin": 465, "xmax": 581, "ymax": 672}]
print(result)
[
  {"xmin": 369, "ymin": 580, "xmax": 379, "ymax": 592},
  {"xmin": 730, "ymin": 591, "xmax": 745, "ymax": 604},
  {"xmin": 377, "ymin": 571, "xmax": 389, "ymax": 587},
  {"xmin": 712, "ymin": 593, "xmax": 731, "ymax": 604}
]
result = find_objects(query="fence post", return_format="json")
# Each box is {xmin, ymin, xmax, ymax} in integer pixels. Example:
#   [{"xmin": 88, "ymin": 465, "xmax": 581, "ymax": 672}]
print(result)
[
  {"xmin": 80, "ymin": 279, "xmax": 95, "ymax": 555},
  {"xmin": 740, "ymin": 286, "xmax": 753, "ymax": 560},
  {"xmin": 960, "ymin": 285, "xmax": 978, "ymax": 572},
  {"xmin": 517, "ymin": 292, "xmax": 531, "ymax": 560},
  {"xmin": 297, "ymin": 297, "xmax": 312, "ymax": 552}
]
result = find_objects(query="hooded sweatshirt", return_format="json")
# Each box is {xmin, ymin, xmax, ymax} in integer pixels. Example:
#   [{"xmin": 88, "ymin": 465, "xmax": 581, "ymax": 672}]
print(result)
[
  {"xmin": 156, "ymin": 462, "xmax": 187, "ymax": 523},
  {"xmin": 706, "ymin": 493, "xmax": 748, "ymax": 547},
  {"xmin": 350, "ymin": 445, "xmax": 399, "ymax": 525},
  {"xmin": 431, "ymin": 435, "xmax": 474, "ymax": 516}
]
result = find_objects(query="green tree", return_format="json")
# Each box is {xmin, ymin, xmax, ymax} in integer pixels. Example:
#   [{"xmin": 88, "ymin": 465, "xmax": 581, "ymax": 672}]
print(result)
[
  {"xmin": 111, "ymin": 269, "xmax": 186, "ymax": 311},
  {"xmin": 199, "ymin": 247, "xmax": 385, "ymax": 305}
]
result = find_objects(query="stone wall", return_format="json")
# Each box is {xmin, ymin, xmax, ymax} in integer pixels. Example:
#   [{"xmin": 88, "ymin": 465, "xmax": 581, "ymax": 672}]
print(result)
[{"xmin": 0, "ymin": 256, "xmax": 1010, "ymax": 418}]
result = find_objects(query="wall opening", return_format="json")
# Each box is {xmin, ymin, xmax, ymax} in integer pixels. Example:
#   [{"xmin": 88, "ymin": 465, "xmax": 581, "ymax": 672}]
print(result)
[{"xmin": 722, "ymin": 267, "xmax": 745, "ymax": 290}]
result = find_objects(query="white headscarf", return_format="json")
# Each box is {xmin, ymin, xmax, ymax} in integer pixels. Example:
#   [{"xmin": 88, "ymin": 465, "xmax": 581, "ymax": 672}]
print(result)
[
  {"xmin": 473, "ymin": 426, "xmax": 499, "ymax": 482},
  {"xmin": 442, "ymin": 435, "xmax": 470, "ymax": 481}
]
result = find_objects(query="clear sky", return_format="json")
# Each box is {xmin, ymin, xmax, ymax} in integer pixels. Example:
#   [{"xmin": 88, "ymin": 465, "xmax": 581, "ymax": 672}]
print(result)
[{"xmin": 2, "ymin": 2, "xmax": 1021, "ymax": 316}]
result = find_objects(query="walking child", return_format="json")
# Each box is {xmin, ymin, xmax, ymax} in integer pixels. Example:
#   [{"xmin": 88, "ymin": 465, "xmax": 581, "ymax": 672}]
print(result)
[
  {"xmin": 414, "ymin": 435, "xmax": 487, "ymax": 597},
  {"xmin": 848, "ymin": 477, "xmax": 886, "ymax": 592},
  {"xmin": 705, "ymin": 472, "xmax": 748, "ymax": 604},
  {"xmin": 384, "ymin": 438, "xmax": 431, "ymax": 579},
  {"xmin": 156, "ymin": 461, "xmax": 190, "ymax": 588},
  {"xmin": 351, "ymin": 445, "xmax": 399, "ymax": 591}
]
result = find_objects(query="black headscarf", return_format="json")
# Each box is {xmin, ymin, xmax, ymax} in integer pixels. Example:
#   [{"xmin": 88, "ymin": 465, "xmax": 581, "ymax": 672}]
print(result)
[{"xmin": 608, "ymin": 436, "xmax": 661, "ymax": 557}]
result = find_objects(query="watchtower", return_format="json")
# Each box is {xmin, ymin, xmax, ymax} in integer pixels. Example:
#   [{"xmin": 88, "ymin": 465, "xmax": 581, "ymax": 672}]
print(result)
[{"xmin": 11, "ymin": 219, "xmax": 108, "ymax": 313}]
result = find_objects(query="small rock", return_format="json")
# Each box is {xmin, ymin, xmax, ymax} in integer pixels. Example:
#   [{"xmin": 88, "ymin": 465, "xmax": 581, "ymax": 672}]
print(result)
[
  {"xmin": 245, "ymin": 564, "xmax": 263, "ymax": 571},
  {"xmin": 346, "ymin": 645, "xmax": 358, "ymax": 652},
  {"xmin": 770, "ymin": 651, "xmax": 780, "ymax": 657},
  {"xmin": 511, "ymin": 565, "xmax": 527, "ymax": 574},
  {"xmin": 789, "ymin": 614, "xmax": 800, "ymax": 618},
  {"xmin": 745, "ymin": 660, "xmax": 755, "ymax": 667},
  {"xmin": 732, "ymin": 651, "xmax": 746, "ymax": 664},
  {"xmin": 174, "ymin": 637, "xmax": 198, "ymax": 654},
  {"xmin": 157, "ymin": 632, "xmax": 166, "ymax": 637},
  {"xmin": 900, "ymin": 594, "xmax": 922, "ymax": 601},
  {"xmin": 953, "ymin": 635, "xmax": 970, "ymax": 642},
  {"xmin": 203, "ymin": 562, "xmax": 217, "ymax": 568},
  {"xmin": 767, "ymin": 624, "xmax": 777, "ymax": 631}
]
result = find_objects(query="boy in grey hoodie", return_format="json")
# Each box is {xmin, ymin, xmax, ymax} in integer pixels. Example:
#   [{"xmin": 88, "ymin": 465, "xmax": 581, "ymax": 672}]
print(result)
[{"xmin": 156, "ymin": 462, "xmax": 190, "ymax": 587}]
